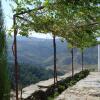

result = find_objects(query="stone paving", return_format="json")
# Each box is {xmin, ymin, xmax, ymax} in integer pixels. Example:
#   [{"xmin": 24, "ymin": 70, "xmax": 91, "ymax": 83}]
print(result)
[{"xmin": 55, "ymin": 72, "xmax": 100, "ymax": 100}]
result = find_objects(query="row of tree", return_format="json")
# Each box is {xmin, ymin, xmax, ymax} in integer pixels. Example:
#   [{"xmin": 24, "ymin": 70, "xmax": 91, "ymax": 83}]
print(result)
[{"xmin": 9, "ymin": 0, "xmax": 100, "ymax": 100}]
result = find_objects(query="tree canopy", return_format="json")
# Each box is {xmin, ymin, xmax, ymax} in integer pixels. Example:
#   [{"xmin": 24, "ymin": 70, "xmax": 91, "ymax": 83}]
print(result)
[{"xmin": 11, "ymin": 0, "xmax": 100, "ymax": 43}]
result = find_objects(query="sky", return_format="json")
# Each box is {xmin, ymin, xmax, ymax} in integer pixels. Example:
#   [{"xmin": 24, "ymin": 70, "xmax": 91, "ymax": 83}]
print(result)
[
  {"xmin": 2, "ymin": 0, "xmax": 53, "ymax": 39},
  {"xmin": 2, "ymin": 0, "xmax": 13, "ymax": 29}
]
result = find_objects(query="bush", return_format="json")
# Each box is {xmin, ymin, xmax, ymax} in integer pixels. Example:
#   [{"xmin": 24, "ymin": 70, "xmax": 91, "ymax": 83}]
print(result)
[
  {"xmin": 32, "ymin": 90, "xmax": 47, "ymax": 100},
  {"xmin": 58, "ymin": 85, "xmax": 65, "ymax": 93}
]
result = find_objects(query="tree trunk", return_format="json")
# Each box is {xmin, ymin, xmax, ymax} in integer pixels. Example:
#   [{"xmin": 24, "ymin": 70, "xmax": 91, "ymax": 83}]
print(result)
[
  {"xmin": 82, "ymin": 50, "xmax": 84, "ymax": 71},
  {"xmin": 20, "ymin": 88, "xmax": 22, "ymax": 100},
  {"xmin": 53, "ymin": 34, "xmax": 57, "ymax": 88},
  {"xmin": 13, "ymin": 16, "xmax": 19, "ymax": 100},
  {"xmin": 71, "ymin": 48, "xmax": 74, "ymax": 78}
]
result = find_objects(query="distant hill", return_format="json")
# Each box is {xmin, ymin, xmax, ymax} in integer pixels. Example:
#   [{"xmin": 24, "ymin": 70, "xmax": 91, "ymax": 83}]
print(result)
[
  {"xmin": 7, "ymin": 36, "xmax": 98, "ymax": 68},
  {"xmin": 7, "ymin": 36, "xmax": 98, "ymax": 87}
]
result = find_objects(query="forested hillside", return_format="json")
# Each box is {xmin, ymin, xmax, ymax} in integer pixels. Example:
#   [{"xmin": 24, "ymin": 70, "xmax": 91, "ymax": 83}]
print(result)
[
  {"xmin": 8, "ymin": 63, "xmax": 63, "ymax": 88},
  {"xmin": 7, "ymin": 36, "xmax": 98, "ymax": 87},
  {"xmin": 7, "ymin": 36, "xmax": 98, "ymax": 67}
]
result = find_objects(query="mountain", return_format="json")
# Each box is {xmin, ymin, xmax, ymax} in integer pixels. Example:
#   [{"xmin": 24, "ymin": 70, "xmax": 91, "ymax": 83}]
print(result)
[
  {"xmin": 7, "ymin": 36, "xmax": 98, "ymax": 68},
  {"xmin": 7, "ymin": 36, "xmax": 98, "ymax": 87}
]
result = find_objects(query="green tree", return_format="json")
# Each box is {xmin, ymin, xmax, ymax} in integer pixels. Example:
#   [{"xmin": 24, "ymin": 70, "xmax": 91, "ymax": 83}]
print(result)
[
  {"xmin": 51, "ymin": 0, "xmax": 100, "ymax": 72},
  {"xmin": 66, "ymin": 30, "xmax": 98, "ymax": 71},
  {"xmin": 11, "ymin": 0, "xmax": 100, "ymax": 95},
  {"xmin": 12, "ymin": 0, "xmax": 100, "ymax": 68},
  {"xmin": 12, "ymin": 0, "xmax": 65, "ymax": 88},
  {"xmin": 0, "ymin": 1, "xmax": 10, "ymax": 100},
  {"xmin": 67, "ymin": 42, "xmax": 74, "ymax": 77}
]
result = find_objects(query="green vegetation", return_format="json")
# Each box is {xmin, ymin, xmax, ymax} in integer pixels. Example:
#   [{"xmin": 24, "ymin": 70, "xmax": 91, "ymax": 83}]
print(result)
[
  {"xmin": 5, "ymin": 0, "xmax": 99, "ymax": 100},
  {"xmin": 11, "ymin": 0, "xmax": 99, "ymax": 79},
  {"xmin": 0, "ymin": 1, "xmax": 10, "ymax": 100},
  {"xmin": 8, "ymin": 63, "xmax": 63, "ymax": 88}
]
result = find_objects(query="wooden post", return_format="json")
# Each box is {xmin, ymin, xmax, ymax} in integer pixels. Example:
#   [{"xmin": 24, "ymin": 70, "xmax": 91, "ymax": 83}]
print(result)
[
  {"xmin": 71, "ymin": 48, "xmax": 74, "ymax": 77},
  {"xmin": 13, "ymin": 15, "xmax": 19, "ymax": 100},
  {"xmin": 82, "ymin": 50, "xmax": 84, "ymax": 71},
  {"xmin": 98, "ymin": 44, "xmax": 100, "ymax": 72},
  {"xmin": 53, "ymin": 34, "xmax": 57, "ymax": 89}
]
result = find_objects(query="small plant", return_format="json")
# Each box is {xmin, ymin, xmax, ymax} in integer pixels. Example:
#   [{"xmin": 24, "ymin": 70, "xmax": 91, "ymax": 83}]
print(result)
[
  {"xmin": 54, "ymin": 92, "xmax": 59, "ymax": 97},
  {"xmin": 58, "ymin": 85, "xmax": 65, "ymax": 93},
  {"xmin": 47, "ymin": 97, "xmax": 54, "ymax": 100},
  {"xmin": 69, "ymin": 80, "xmax": 76, "ymax": 86}
]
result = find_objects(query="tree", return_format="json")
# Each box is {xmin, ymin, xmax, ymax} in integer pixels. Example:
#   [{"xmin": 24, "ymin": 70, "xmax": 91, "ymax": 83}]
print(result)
[
  {"xmin": 67, "ymin": 42, "xmax": 74, "ymax": 77},
  {"xmin": 66, "ymin": 29, "xmax": 98, "ymax": 71},
  {"xmin": 52, "ymin": 0, "xmax": 100, "ymax": 72},
  {"xmin": 11, "ymin": 0, "xmax": 66, "ymax": 89},
  {"xmin": 12, "ymin": 0, "xmax": 99, "ymax": 76},
  {"xmin": 12, "ymin": 1, "xmax": 100, "ymax": 68},
  {"xmin": 11, "ymin": 1, "xmax": 100, "ymax": 99},
  {"xmin": 0, "ymin": 1, "xmax": 10, "ymax": 100},
  {"xmin": 56, "ymin": 0, "xmax": 100, "ymax": 71}
]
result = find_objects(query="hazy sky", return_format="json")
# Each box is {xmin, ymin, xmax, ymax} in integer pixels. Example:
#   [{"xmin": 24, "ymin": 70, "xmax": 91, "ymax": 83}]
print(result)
[
  {"xmin": 2, "ymin": 0, "xmax": 53, "ymax": 39},
  {"xmin": 2, "ymin": 0, "xmax": 13, "ymax": 29}
]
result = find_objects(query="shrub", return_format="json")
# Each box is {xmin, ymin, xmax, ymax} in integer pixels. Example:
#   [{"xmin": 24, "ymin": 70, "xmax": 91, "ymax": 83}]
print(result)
[
  {"xmin": 32, "ymin": 90, "xmax": 47, "ymax": 100},
  {"xmin": 58, "ymin": 85, "xmax": 65, "ymax": 93}
]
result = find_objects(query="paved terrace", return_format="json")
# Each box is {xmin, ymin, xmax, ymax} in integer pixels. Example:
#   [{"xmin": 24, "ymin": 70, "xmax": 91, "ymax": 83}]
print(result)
[{"xmin": 55, "ymin": 72, "xmax": 100, "ymax": 100}]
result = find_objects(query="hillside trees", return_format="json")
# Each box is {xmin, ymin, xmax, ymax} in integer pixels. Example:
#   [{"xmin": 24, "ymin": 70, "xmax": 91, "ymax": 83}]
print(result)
[{"xmin": 0, "ymin": 1, "xmax": 10, "ymax": 100}]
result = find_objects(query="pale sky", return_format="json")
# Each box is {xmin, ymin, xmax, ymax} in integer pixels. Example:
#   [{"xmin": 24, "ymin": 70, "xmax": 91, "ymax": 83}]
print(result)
[
  {"xmin": 2, "ymin": 0, "xmax": 53, "ymax": 39},
  {"xmin": 2, "ymin": 0, "xmax": 13, "ymax": 29}
]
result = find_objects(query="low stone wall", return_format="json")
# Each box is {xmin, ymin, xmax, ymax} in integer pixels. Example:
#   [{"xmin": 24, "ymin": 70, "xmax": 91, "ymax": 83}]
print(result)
[
  {"xmin": 11, "ymin": 70, "xmax": 87, "ymax": 100},
  {"xmin": 22, "ymin": 70, "xmax": 89, "ymax": 100}
]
